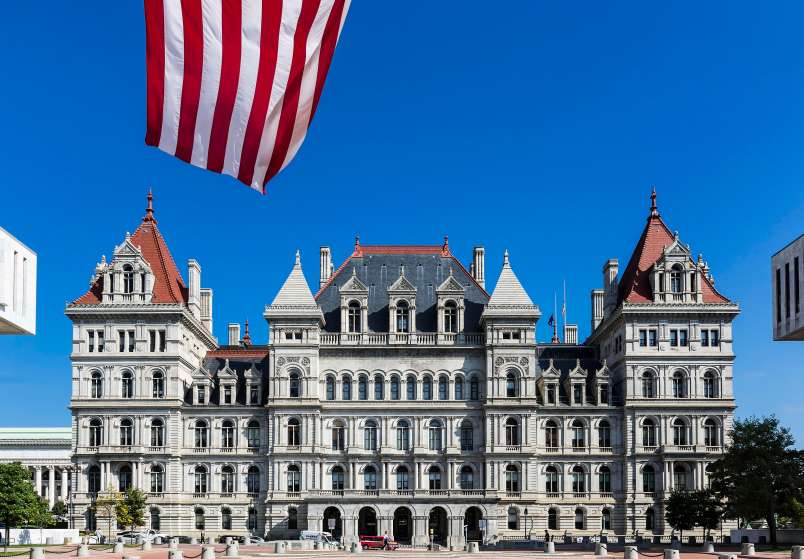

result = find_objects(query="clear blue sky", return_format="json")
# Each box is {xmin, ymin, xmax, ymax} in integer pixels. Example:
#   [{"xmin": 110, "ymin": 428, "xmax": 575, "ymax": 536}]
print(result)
[{"xmin": 1, "ymin": 2, "xmax": 802, "ymax": 443}]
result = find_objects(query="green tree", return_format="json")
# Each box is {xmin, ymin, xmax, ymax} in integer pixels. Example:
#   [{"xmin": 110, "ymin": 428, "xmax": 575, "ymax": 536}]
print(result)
[
  {"xmin": 117, "ymin": 489, "xmax": 146, "ymax": 531},
  {"xmin": 94, "ymin": 486, "xmax": 122, "ymax": 541},
  {"xmin": 694, "ymin": 490, "xmax": 724, "ymax": 539},
  {"xmin": 52, "ymin": 501, "xmax": 67, "ymax": 517},
  {"xmin": 708, "ymin": 416, "xmax": 804, "ymax": 548},
  {"xmin": 0, "ymin": 462, "xmax": 42, "ymax": 550},
  {"xmin": 29, "ymin": 498, "xmax": 54, "ymax": 544},
  {"xmin": 665, "ymin": 490, "xmax": 697, "ymax": 540}
]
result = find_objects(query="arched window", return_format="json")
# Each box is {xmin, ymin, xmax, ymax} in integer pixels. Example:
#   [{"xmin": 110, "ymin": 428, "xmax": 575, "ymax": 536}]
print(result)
[
  {"xmin": 287, "ymin": 465, "xmax": 301, "ymax": 493},
  {"xmin": 459, "ymin": 465, "xmax": 474, "ymax": 490},
  {"xmin": 670, "ymin": 264, "xmax": 683, "ymax": 293},
  {"xmin": 247, "ymin": 420, "xmax": 261, "ymax": 448},
  {"xmin": 548, "ymin": 508, "xmax": 559, "ymax": 530},
  {"xmin": 332, "ymin": 421, "xmax": 345, "ymax": 450},
  {"xmin": 90, "ymin": 371, "xmax": 103, "ymax": 399},
  {"xmin": 571, "ymin": 420, "xmax": 586, "ymax": 449},
  {"xmin": 505, "ymin": 371, "xmax": 518, "ymax": 397},
  {"xmin": 507, "ymin": 506, "xmax": 519, "ymax": 530},
  {"xmin": 152, "ymin": 371, "xmax": 164, "ymax": 398},
  {"xmin": 641, "ymin": 370, "xmax": 657, "ymax": 398},
  {"xmin": 444, "ymin": 300, "xmax": 458, "ymax": 333},
  {"xmin": 289, "ymin": 371, "xmax": 301, "ymax": 398},
  {"xmin": 602, "ymin": 508, "xmax": 611, "ymax": 530},
  {"xmin": 396, "ymin": 466, "xmax": 410, "ymax": 491},
  {"xmin": 287, "ymin": 418, "xmax": 301, "ymax": 447},
  {"xmin": 673, "ymin": 463, "xmax": 687, "ymax": 491},
  {"xmin": 221, "ymin": 507, "xmax": 232, "ymax": 530},
  {"xmin": 406, "ymin": 375, "xmax": 416, "ymax": 400},
  {"xmin": 331, "ymin": 466, "xmax": 345, "ymax": 491},
  {"xmin": 505, "ymin": 418, "xmax": 520, "ymax": 446},
  {"xmin": 123, "ymin": 265, "xmax": 134, "ymax": 294},
  {"xmin": 704, "ymin": 418, "xmax": 719, "ymax": 447},
  {"xmin": 120, "ymin": 418, "xmax": 133, "ymax": 446},
  {"xmin": 469, "ymin": 376, "xmax": 480, "ymax": 400},
  {"xmin": 194, "ymin": 466, "xmax": 208, "ymax": 493},
  {"xmin": 642, "ymin": 464, "xmax": 656, "ymax": 493},
  {"xmin": 221, "ymin": 419, "xmax": 235, "ymax": 448},
  {"xmin": 87, "ymin": 465, "xmax": 101, "ymax": 493},
  {"xmin": 428, "ymin": 420, "xmax": 443, "ymax": 451},
  {"xmin": 194, "ymin": 507, "xmax": 205, "ymax": 529},
  {"xmin": 645, "ymin": 507, "xmax": 655, "ymax": 531},
  {"xmin": 364, "ymin": 420, "xmax": 378, "ymax": 451},
  {"xmin": 325, "ymin": 376, "xmax": 335, "ymax": 401},
  {"xmin": 374, "ymin": 375, "xmax": 384, "ymax": 400},
  {"xmin": 455, "ymin": 376, "xmax": 464, "ymax": 400},
  {"xmin": 672, "ymin": 370, "xmax": 687, "ymax": 398},
  {"xmin": 358, "ymin": 375, "xmax": 368, "ymax": 400},
  {"xmin": 703, "ymin": 370, "xmax": 718, "ymax": 398},
  {"xmin": 342, "ymin": 376, "xmax": 352, "ymax": 401},
  {"xmin": 151, "ymin": 464, "xmax": 165, "ymax": 493},
  {"xmin": 428, "ymin": 466, "xmax": 442, "ymax": 490},
  {"xmin": 248, "ymin": 507, "xmax": 258, "ymax": 532},
  {"xmin": 118, "ymin": 465, "xmax": 132, "ymax": 492},
  {"xmin": 364, "ymin": 466, "xmax": 378, "ymax": 490},
  {"xmin": 121, "ymin": 371, "xmax": 134, "ymax": 398},
  {"xmin": 574, "ymin": 508, "xmax": 586, "ymax": 530},
  {"xmin": 150, "ymin": 507, "xmax": 161, "ymax": 530},
  {"xmin": 221, "ymin": 465, "xmax": 235, "ymax": 493},
  {"xmin": 390, "ymin": 376, "xmax": 400, "ymax": 400},
  {"xmin": 545, "ymin": 466, "xmax": 559, "ymax": 493},
  {"xmin": 572, "ymin": 465, "xmax": 586, "ymax": 493},
  {"xmin": 422, "ymin": 376, "xmax": 432, "ymax": 400},
  {"xmin": 598, "ymin": 465, "xmax": 611, "ymax": 493},
  {"xmin": 396, "ymin": 420, "xmax": 410, "ymax": 451},
  {"xmin": 672, "ymin": 418, "xmax": 688, "ymax": 446},
  {"xmin": 642, "ymin": 418, "xmax": 657, "ymax": 447},
  {"xmin": 545, "ymin": 420, "xmax": 559, "ymax": 449},
  {"xmin": 348, "ymin": 300, "xmax": 361, "ymax": 333},
  {"xmin": 396, "ymin": 300, "xmax": 410, "ymax": 333},
  {"xmin": 505, "ymin": 464, "xmax": 520, "ymax": 493},
  {"xmin": 89, "ymin": 419, "xmax": 103, "ymax": 447},
  {"xmin": 247, "ymin": 466, "xmax": 260, "ymax": 493},
  {"xmin": 438, "ymin": 375, "xmax": 448, "ymax": 400},
  {"xmin": 460, "ymin": 421, "xmax": 474, "ymax": 451},
  {"xmin": 598, "ymin": 420, "xmax": 611, "ymax": 448}
]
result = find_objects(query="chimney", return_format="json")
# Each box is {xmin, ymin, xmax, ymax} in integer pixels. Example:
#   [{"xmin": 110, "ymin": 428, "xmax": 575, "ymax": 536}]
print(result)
[
  {"xmin": 320, "ymin": 246, "xmax": 332, "ymax": 289},
  {"xmin": 187, "ymin": 259, "xmax": 202, "ymax": 319},
  {"xmin": 472, "ymin": 246, "xmax": 485, "ymax": 288},
  {"xmin": 228, "ymin": 323, "xmax": 240, "ymax": 346},
  {"xmin": 200, "ymin": 288, "xmax": 213, "ymax": 333},
  {"xmin": 603, "ymin": 258, "xmax": 619, "ymax": 316},
  {"xmin": 564, "ymin": 324, "xmax": 578, "ymax": 345},
  {"xmin": 591, "ymin": 289, "xmax": 604, "ymax": 332}
]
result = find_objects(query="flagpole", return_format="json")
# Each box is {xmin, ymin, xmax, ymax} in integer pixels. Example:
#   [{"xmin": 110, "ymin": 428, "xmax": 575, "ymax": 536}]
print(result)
[
  {"xmin": 552, "ymin": 292, "xmax": 559, "ymax": 344},
  {"xmin": 562, "ymin": 279, "xmax": 567, "ymax": 343}
]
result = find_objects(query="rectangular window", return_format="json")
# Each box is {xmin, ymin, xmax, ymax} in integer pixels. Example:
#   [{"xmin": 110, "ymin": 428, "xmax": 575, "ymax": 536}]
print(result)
[
  {"xmin": 118, "ymin": 331, "xmax": 126, "ymax": 352},
  {"xmin": 250, "ymin": 385, "xmax": 259, "ymax": 405},
  {"xmin": 547, "ymin": 385, "xmax": 556, "ymax": 404},
  {"xmin": 786, "ymin": 263, "xmax": 791, "ymax": 318},
  {"xmin": 796, "ymin": 257, "xmax": 800, "ymax": 315},
  {"xmin": 711, "ymin": 329, "xmax": 720, "ymax": 347},
  {"xmin": 128, "ymin": 330, "xmax": 135, "ymax": 352},
  {"xmin": 599, "ymin": 385, "xmax": 609, "ymax": 404},
  {"xmin": 149, "ymin": 331, "xmax": 156, "ymax": 352},
  {"xmin": 680, "ymin": 330, "xmax": 688, "ymax": 347},
  {"xmin": 776, "ymin": 267, "xmax": 782, "ymax": 323},
  {"xmin": 573, "ymin": 384, "xmax": 583, "ymax": 404},
  {"xmin": 648, "ymin": 329, "xmax": 657, "ymax": 347},
  {"xmin": 159, "ymin": 330, "xmax": 166, "ymax": 352},
  {"xmin": 223, "ymin": 386, "xmax": 232, "ymax": 404},
  {"xmin": 88, "ymin": 330, "xmax": 95, "ymax": 353},
  {"xmin": 639, "ymin": 330, "xmax": 647, "ymax": 347},
  {"xmin": 670, "ymin": 330, "xmax": 678, "ymax": 347},
  {"xmin": 97, "ymin": 331, "xmax": 104, "ymax": 352},
  {"xmin": 197, "ymin": 386, "xmax": 206, "ymax": 404},
  {"xmin": 700, "ymin": 330, "xmax": 709, "ymax": 346}
]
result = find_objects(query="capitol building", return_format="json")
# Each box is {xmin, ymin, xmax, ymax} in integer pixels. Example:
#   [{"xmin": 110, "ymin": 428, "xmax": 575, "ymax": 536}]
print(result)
[{"xmin": 61, "ymin": 191, "xmax": 738, "ymax": 547}]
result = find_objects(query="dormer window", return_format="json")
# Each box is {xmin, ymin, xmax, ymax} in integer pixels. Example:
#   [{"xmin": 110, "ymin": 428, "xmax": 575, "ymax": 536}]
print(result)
[
  {"xmin": 347, "ymin": 300, "xmax": 361, "ymax": 333},
  {"xmin": 123, "ymin": 265, "xmax": 134, "ymax": 294},
  {"xmin": 223, "ymin": 385, "xmax": 233, "ymax": 404},
  {"xmin": 598, "ymin": 383, "xmax": 609, "ymax": 404},
  {"xmin": 546, "ymin": 384, "xmax": 557, "ymax": 404},
  {"xmin": 573, "ymin": 383, "xmax": 584, "ymax": 404},
  {"xmin": 444, "ymin": 301, "xmax": 457, "ymax": 333},
  {"xmin": 396, "ymin": 300, "xmax": 410, "ymax": 333},
  {"xmin": 196, "ymin": 385, "xmax": 206, "ymax": 405},
  {"xmin": 249, "ymin": 384, "xmax": 260, "ymax": 405},
  {"xmin": 670, "ymin": 264, "xmax": 683, "ymax": 293}
]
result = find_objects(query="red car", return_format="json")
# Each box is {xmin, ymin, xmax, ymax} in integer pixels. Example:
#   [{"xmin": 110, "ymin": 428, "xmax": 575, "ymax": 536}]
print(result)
[{"xmin": 360, "ymin": 535, "xmax": 399, "ymax": 550}]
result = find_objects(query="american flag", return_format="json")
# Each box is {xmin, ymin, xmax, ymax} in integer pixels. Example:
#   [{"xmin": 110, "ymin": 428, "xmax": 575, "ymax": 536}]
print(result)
[{"xmin": 144, "ymin": 0, "xmax": 350, "ymax": 193}]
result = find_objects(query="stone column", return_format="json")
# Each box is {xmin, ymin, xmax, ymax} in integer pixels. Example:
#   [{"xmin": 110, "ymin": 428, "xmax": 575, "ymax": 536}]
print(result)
[
  {"xmin": 48, "ymin": 469, "xmax": 56, "ymax": 508},
  {"xmin": 61, "ymin": 468, "xmax": 69, "ymax": 501},
  {"xmin": 35, "ymin": 466, "xmax": 42, "ymax": 497}
]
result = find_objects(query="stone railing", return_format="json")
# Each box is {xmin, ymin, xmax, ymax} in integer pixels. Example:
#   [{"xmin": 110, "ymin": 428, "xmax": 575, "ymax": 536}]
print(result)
[{"xmin": 320, "ymin": 332, "xmax": 485, "ymax": 346}]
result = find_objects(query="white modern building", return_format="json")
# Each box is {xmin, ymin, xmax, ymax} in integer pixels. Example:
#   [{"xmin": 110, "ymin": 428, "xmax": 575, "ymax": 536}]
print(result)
[
  {"xmin": 64, "ymin": 190, "xmax": 739, "ymax": 546},
  {"xmin": 772, "ymin": 234, "xmax": 803, "ymax": 341},
  {"xmin": 0, "ymin": 226, "xmax": 36, "ymax": 335}
]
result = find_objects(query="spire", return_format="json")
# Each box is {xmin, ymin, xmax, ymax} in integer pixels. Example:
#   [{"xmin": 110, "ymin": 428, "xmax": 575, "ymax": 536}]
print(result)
[
  {"xmin": 442, "ymin": 235, "xmax": 449, "ymax": 254},
  {"xmin": 503, "ymin": 249, "xmax": 510, "ymax": 266},
  {"xmin": 295, "ymin": 249, "xmax": 301, "ymax": 266},
  {"xmin": 242, "ymin": 319, "xmax": 252, "ymax": 346},
  {"xmin": 649, "ymin": 186, "xmax": 659, "ymax": 218},
  {"xmin": 354, "ymin": 235, "xmax": 360, "ymax": 251},
  {"xmin": 264, "ymin": 251, "xmax": 324, "ymax": 323},
  {"xmin": 143, "ymin": 188, "xmax": 156, "ymax": 223},
  {"xmin": 487, "ymin": 250, "xmax": 534, "ymax": 306}
]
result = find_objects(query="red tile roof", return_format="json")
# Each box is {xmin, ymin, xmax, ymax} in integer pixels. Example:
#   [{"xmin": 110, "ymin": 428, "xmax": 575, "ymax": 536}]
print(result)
[
  {"xmin": 72, "ymin": 193, "xmax": 188, "ymax": 305},
  {"xmin": 208, "ymin": 347, "xmax": 269, "ymax": 358},
  {"xmin": 618, "ymin": 194, "xmax": 730, "ymax": 305}
]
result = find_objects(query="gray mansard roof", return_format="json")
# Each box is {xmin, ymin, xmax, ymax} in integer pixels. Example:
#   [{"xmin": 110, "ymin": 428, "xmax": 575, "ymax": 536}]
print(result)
[{"xmin": 315, "ymin": 244, "xmax": 489, "ymax": 333}]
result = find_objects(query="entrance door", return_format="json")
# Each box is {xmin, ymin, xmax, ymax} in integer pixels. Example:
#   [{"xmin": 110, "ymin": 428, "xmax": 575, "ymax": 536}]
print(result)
[
  {"xmin": 393, "ymin": 507, "xmax": 412, "ymax": 544},
  {"xmin": 464, "ymin": 507, "xmax": 482, "ymax": 542},
  {"xmin": 428, "ymin": 507, "xmax": 448, "ymax": 547},
  {"xmin": 323, "ymin": 507, "xmax": 342, "ymax": 541},
  {"xmin": 358, "ymin": 507, "xmax": 378, "ymax": 537}
]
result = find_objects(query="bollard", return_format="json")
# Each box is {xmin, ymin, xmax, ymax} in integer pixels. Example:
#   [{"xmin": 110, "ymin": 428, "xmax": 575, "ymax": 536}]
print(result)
[
  {"xmin": 225, "ymin": 544, "xmax": 238, "ymax": 557},
  {"xmin": 595, "ymin": 543, "xmax": 608, "ymax": 556},
  {"xmin": 719, "ymin": 554, "xmax": 737, "ymax": 559},
  {"xmin": 274, "ymin": 541, "xmax": 286, "ymax": 555},
  {"xmin": 468, "ymin": 542, "xmax": 479, "ymax": 553},
  {"xmin": 169, "ymin": 539, "xmax": 179, "ymax": 551},
  {"xmin": 625, "ymin": 545, "xmax": 639, "ymax": 559},
  {"xmin": 77, "ymin": 544, "xmax": 90, "ymax": 558},
  {"xmin": 742, "ymin": 543, "xmax": 756, "ymax": 556},
  {"xmin": 169, "ymin": 552, "xmax": 183, "ymax": 559},
  {"xmin": 350, "ymin": 541, "xmax": 363, "ymax": 554},
  {"xmin": 141, "ymin": 541, "xmax": 152, "ymax": 551},
  {"xmin": 544, "ymin": 541, "xmax": 556, "ymax": 554},
  {"xmin": 154, "ymin": 537, "xmax": 163, "ymax": 545},
  {"xmin": 114, "ymin": 542, "xmax": 124, "ymax": 553},
  {"xmin": 201, "ymin": 546, "xmax": 215, "ymax": 559},
  {"xmin": 664, "ymin": 549, "xmax": 680, "ymax": 559},
  {"xmin": 703, "ymin": 542, "xmax": 715, "ymax": 553},
  {"xmin": 224, "ymin": 537, "xmax": 232, "ymax": 545},
  {"xmin": 30, "ymin": 548, "xmax": 45, "ymax": 559},
  {"xmin": 792, "ymin": 546, "xmax": 804, "ymax": 559}
]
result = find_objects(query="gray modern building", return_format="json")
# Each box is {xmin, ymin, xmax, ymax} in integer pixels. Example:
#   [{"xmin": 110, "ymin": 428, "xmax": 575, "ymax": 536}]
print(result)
[{"xmin": 772, "ymin": 234, "xmax": 803, "ymax": 341}]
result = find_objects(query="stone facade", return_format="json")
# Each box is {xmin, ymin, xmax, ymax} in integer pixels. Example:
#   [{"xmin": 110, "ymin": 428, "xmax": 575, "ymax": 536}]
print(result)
[
  {"xmin": 64, "ymin": 191, "xmax": 739, "ymax": 546},
  {"xmin": 0, "ymin": 428, "xmax": 73, "ymax": 508}
]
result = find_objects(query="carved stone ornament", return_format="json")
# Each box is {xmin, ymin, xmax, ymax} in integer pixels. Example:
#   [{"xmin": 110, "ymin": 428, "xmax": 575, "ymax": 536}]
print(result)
[
  {"xmin": 519, "ymin": 357, "xmax": 528, "ymax": 366},
  {"xmin": 277, "ymin": 357, "xmax": 285, "ymax": 367}
]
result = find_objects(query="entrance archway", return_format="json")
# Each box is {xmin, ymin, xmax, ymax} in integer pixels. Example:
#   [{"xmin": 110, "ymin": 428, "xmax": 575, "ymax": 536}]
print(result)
[
  {"xmin": 393, "ymin": 507, "xmax": 412, "ymax": 544},
  {"xmin": 358, "ymin": 507, "xmax": 378, "ymax": 537},
  {"xmin": 464, "ymin": 506, "xmax": 483, "ymax": 542},
  {"xmin": 323, "ymin": 507, "xmax": 342, "ymax": 541},
  {"xmin": 428, "ymin": 507, "xmax": 448, "ymax": 547}
]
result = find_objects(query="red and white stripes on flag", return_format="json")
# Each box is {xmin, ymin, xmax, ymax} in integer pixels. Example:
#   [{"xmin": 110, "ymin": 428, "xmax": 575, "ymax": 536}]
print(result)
[{"xmin": 144, "ymin": 0, "xmax": 350, "ymax": 193}]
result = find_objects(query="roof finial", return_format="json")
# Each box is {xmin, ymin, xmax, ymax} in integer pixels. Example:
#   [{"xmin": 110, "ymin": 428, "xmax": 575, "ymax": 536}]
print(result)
[
  {"xmin": 649, "ymin": 186, "xmax": 659, "ymax": 218},
  {"xmin": 295, "ymin": 250, "xmax": 301, "ymax": 266},
  {"xmin": 354, "ymin": 235, "xmax": 360, "ymax": 250},
  {"xmin": 443, "ymin": 235, "xmax": 449, "ymax": 249},
  {"xmin": 503, "ymin": 249, "xmax": 510, "ymax": 266},
  {"xmin": 242, "ymin": 319, "xmax": 252, "ymax": 346},
  {"xmin": 143, "ymin": 188, "xmax": 156, "ymax": 223}
]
